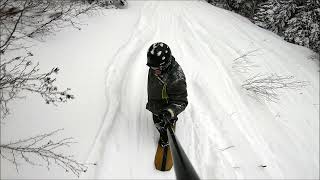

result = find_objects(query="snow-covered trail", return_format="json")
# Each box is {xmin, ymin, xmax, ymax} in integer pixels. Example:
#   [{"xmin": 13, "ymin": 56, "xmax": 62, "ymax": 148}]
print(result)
[{"xmin": 85, "ymin": 1, "xmax": 319, "ymax": 179}]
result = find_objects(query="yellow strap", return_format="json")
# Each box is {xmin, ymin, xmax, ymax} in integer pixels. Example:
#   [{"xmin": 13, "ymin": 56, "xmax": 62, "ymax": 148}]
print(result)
[
  {"xmin": 162, "ymin": 83, "xmax": 169, "ymax": 104},
  {"xmin": 155, "ymin": 75, "xmax": 169, "ymax": 104}
]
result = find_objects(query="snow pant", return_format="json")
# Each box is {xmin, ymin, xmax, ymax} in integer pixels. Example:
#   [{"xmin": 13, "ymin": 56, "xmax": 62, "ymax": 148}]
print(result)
[{"xmin": 152, "ymin": 114, "xmax": 177, "ymax": 143}]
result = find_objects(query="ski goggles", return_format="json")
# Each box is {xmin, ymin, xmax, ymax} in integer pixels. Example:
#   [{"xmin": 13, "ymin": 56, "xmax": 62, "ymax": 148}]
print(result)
[
  {"xmin": 150, "ymin": 67, "xmax": 161, "ymax": 70},
  {"xmin": 149, "ymin": 58, "xmax": 172, "ymax": 71}
]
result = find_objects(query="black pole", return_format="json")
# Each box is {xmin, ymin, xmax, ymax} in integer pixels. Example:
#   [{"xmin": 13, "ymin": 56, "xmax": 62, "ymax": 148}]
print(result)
[{"xmin": 166, "ymin": 126, "xmax": 200, "ymax": 180}]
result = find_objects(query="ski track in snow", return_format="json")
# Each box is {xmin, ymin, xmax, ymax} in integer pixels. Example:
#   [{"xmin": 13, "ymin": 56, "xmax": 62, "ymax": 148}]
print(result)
[{"xmin": 85, "ymin": 1, "xmax": 319, "ymax": 179}]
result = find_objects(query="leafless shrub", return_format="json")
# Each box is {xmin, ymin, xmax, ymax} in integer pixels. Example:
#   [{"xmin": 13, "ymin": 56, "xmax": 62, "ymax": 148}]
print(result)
[
  {"xmin": 0, "ymin": 0, "xmax": 101, "ymax": 176},
  {"xmin": 241, "ymin": 73, "xmax": 309, "ymax": 102},
  {"xmin": 0, "ymin": 0, "xmax": 102, "ymax": 120},
  {"xmin": 0, "ymin": 129, "xmax": 95, "ymax": 177},
  {"xmin": 0, "ymin": 0, "xmax": 102, "ymax": 53},
  {"xmin": 0, "ymin": 53, "xmax": 74, "ymax": 121},
  {"xmin": 232, "ymin": 49, "xmax": 260, "ymax": 73}
]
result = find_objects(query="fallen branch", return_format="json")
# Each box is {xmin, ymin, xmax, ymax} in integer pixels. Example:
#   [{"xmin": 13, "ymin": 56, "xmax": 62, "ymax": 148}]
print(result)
[
  {"xmin": 232, "ymin": 49, "xmax": 260, "ymax": 73},
  {"xmin": 242, "ymin": 73, "xmax": 309, "ymax": 102}
]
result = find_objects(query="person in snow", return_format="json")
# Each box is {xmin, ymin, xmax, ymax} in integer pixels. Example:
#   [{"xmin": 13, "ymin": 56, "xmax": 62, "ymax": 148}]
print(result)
[{"xmin": 146, "ymin": 42, "xmax": 188, "ymax": 147}]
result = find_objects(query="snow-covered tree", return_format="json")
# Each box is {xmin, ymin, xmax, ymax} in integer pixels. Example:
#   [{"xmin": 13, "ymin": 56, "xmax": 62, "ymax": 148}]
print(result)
[
  {"xmin": 229, "ymin": 0, "xmax": 265, "ymax": 18},
  {"xmin": 208, "ymin": 0, "xmax": 265, "ymax": 18},
  {"xmin": 208, "ymin": 0, "xmax": 320, "ymax": 56},
  {"xmin": 207, "ymin": 0, "xmax": 232, "ymax": 10},
  {"xmin": 253, "ymin": 0, "xmax": 298, "ymax": 35},
  {"xmin": 253, "ymin": 0, "xmax": 319, "ymax": 55},
  {"xmin": 284, "ymin": 1, "xmax": 320, "ymax": 54}
]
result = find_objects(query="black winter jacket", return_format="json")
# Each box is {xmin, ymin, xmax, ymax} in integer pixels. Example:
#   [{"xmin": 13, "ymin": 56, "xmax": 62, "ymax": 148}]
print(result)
[{"xmin": 146, "ymin": 56, "xmax": 188, "ymax": 117}]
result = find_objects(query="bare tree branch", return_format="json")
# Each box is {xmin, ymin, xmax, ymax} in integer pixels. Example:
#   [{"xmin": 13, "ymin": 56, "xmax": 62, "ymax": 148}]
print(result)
[
  {"xmin": 233, "ymin": 49, "xmax": 260, "ymax": 62},
  {"xmin": 0, "ymin": 0, "xmax": 102, "ymax": 54},
  {"xmin": 0, "ymin": 1, "xmax": 103, "ymax": 176},
  {"xmin": 0, "ymin": 1, "xmax": 27, "ymax": 51},
  {"xmin": 219, "ymin": 145, "xmax": 235, "ymax": 151},
  {"xmin": 0, "ymin": 129, "xmax": 95, "ymax": 177},
  {"xmin": 232, "ymin": 49, "xmax": 260, "ymax": 73},
  {"xmin": 0, "ymin": 54, "xmax": 74, "ymax": 121}
]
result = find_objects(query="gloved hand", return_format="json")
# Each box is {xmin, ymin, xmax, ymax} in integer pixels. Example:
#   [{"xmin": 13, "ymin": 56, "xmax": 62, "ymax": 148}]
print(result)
[
  {"xmin": 158, "ymin": 110, "xmax": 172, "ymax": 125},
  {"xmin": 155, "ymin": 110, "xmax": 176, "ymax": 134}
]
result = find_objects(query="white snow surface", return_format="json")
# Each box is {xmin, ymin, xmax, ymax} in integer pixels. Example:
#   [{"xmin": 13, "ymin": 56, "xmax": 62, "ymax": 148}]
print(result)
[{"xmin": 1, "ymin": 1, "xmax": 319, "ymax": 179}]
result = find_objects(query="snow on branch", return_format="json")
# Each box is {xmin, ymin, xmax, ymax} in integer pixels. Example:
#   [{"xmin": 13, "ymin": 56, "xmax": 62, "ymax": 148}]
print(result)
[
  {"xmin": 241, "ymin": 73, "xmax": 309, "ymax": 102},
  {"xmin": 0, "ymin": 129, "xmax": 94, "ymax": 177}
]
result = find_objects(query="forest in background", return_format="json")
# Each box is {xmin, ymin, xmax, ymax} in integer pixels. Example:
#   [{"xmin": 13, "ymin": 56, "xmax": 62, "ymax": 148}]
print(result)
[{"xmin": 207, "ymin": 0, "xmax": 319, "ymax": 58}]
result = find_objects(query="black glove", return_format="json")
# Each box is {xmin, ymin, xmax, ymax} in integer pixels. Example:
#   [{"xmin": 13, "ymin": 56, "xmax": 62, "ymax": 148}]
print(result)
[
  {"xmin": 155, "ymin": 110, "xmax": 175, "ymax": 134},
  {"xmin": 158, "ymin": 110, "xmax": 172, "ymax": 124}
]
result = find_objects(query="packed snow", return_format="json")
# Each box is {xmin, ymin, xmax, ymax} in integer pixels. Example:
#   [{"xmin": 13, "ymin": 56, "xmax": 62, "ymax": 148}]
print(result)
[{"xmin": 1, "ymin": 1, "xmax": 319, "ymax": 179}]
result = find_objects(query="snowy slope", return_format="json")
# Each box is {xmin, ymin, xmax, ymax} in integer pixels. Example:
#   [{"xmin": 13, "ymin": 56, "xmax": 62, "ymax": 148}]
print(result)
[{"xmin": 1, "ymin": 1, "xmax": 319, "ymax": 179}]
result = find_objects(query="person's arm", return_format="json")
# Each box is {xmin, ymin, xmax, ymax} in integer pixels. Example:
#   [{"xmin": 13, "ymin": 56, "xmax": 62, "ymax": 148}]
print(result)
[{"xmin": 165, "ymin": 79, "xmax": 188, "ymax": 118}]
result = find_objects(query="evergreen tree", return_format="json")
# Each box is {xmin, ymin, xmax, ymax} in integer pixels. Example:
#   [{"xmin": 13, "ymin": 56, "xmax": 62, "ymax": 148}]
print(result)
[
  {"xmin": 284, "ymin": 1, "xmax": 320, "ymax": 54},
  {"xmin": 229, "ymin": 0, "xmax": 265, "ymax": 18},
  {"xmin": 253, "ymin": 0, "xmax": 297, "ymax": 35},
  {"xmin": 209, "ymin": 0, "xmax": 265, "ymax": 18},
  {"xmin": 208, "ymin": 0, "xmax": 320, "ymax": 55},
  {"xmin": 207, "ymin": 0, "xmax": 232, "ymax": 10}
]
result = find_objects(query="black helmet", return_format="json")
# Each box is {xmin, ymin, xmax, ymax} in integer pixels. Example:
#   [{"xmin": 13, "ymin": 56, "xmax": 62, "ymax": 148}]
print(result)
[{"xmin": 147, "ymin": 42, "xmax": 172, "ymax": 69}]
